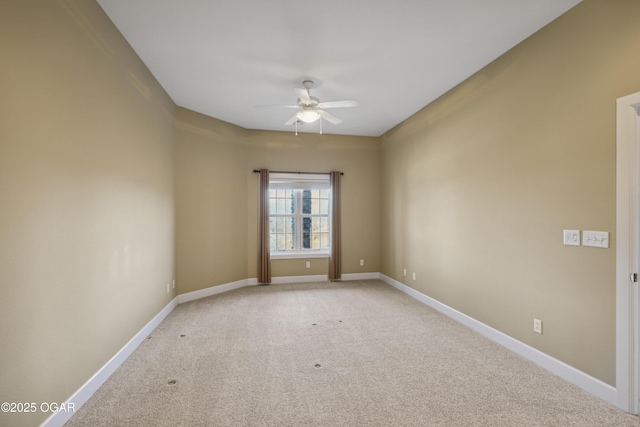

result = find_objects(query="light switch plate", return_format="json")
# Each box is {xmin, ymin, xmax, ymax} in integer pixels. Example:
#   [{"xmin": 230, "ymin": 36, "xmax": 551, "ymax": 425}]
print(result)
[
  {"xmin": 563, "ymin": 230, "xmax": 580, "ymax": 246},
  {"xmin": 583, "ymin": 231, "xmax": 609, "ymax": 248}
]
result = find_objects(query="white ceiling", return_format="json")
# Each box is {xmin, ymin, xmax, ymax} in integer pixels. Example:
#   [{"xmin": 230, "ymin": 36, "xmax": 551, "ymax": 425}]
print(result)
[{"xmin": 96, "ymin": 0, "xmax": 581, "ymax": 137}]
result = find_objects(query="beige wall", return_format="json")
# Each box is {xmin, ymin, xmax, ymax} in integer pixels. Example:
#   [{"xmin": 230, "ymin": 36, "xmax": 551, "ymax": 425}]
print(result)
[
  {"xmin": 0, "ymin": 1, "xmax": 176, "ymax": 426},
  {"xmin": 380, "ymin": 0, "xmax": 640, "ymax": 386},
  {"xmin": 175, "ymin": 109, "xmax": 249, "ymax": 293},
  {"xmin": 175, "ymin": 111, "xmax": 381, "ymax": 288}
]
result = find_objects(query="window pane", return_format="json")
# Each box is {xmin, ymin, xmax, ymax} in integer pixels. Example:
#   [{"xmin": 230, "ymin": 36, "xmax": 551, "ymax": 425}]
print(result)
[
  {"xmin": 288, "ymin": 217, "xmax": 295, "ymax": 235},
  {"xmin": 299, "ymin": 217, "xmax": 330, "ymax": 251},
  {"xmin": 319, "ymin": 199, "xmax": 329, "ymax": 215},
  {"xmin": 301, "ymin": 190, "xmax": 311, "ymax": 214},
  {"xmin": 270, "ymin": 216, "xmax": 295, "ymax": 251},
  {"xmin": 282, "ymin": 217, "xmax": 295, "ymax": 233},
  {"xmin": 285, "ymin": 197, "xmax": 294, "ymax": 214},
  {"xmin": 321, "ymin": 233, "xmax": 328, "ymax": 249},
  {"xmin": 302, "ymin": 216, "xmax": 311, "ymax": 249},
  {"xmin": 269, "ymin": 187, "xmax": 330, "ymax": 253},
  {"xmin": 270, "ymin": 189, "xmax": 295, "ymax": 215}
]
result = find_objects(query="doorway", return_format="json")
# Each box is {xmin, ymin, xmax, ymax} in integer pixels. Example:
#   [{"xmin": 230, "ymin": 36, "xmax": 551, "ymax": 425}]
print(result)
[{"xmin": 616, "ymin": 90, "xmax": 640, "ymax": 413}]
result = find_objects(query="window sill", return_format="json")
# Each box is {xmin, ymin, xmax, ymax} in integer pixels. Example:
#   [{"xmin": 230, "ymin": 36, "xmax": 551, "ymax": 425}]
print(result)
[{"xmin": 270, "ymin": 252, "xmax": 329, "ymax": 260}]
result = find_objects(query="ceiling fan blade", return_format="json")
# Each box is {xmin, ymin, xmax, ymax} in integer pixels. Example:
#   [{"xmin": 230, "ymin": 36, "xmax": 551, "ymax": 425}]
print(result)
[
  {"xmin": 317, "ymin": 100, "xmax": 359, "ymax": 109},
  {"xmin": 318, "ymin": 110, "xmax": 342, "ymax": 125},
  {"xmin": 255, "ymin": 104, "xmax": 300, "ymax": 109},
  {"xmin": 284, "ymin": 114, "xmax": 299, "ymax": 126},
  {"xmin": 294, "ymin": 88, "xmax": 311, "ymax": 103}
]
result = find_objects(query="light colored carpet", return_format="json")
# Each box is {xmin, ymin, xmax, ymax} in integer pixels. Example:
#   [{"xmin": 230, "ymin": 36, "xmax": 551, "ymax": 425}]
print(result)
[{"xmin": 66, "ymin": 280, "xmax": 639, "ymax": 426}]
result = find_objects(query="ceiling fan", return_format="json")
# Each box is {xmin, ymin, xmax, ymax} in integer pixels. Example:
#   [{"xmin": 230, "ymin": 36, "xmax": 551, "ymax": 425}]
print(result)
[{"xmin": 257, "ymin": 80, "xmax": 359, "ymax": 132}]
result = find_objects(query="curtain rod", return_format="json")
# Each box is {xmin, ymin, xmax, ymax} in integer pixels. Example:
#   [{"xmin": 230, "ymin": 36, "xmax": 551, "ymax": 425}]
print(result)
[{"xmin": 252, "ymin": 169, "xmax": 344, "ymax": 176}]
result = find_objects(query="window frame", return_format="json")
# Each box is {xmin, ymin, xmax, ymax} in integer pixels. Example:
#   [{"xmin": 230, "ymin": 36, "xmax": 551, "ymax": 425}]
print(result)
[{"xmin": 268, "ymin": 174, "xmax": 331, "ymax": 259}]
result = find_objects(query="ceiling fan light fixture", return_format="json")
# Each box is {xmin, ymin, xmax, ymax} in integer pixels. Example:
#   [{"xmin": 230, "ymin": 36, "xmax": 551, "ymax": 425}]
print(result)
[{"xmin": 297, "ymin": 109, "xmax": 320, "ymax": 123}]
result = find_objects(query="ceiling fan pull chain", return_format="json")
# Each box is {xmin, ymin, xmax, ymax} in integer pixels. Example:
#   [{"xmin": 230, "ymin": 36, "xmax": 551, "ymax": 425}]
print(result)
[
  {"xmin": 295, "ymin": 120, "xmax": 298, "ymax": 136},
  {"xmin": 320, "ymin": 116, "xmax": 323, "ymax": 135}
]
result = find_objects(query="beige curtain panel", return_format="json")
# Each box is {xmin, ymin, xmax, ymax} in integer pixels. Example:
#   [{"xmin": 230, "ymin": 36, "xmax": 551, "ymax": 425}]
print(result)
[
  {"xmin": 258, "ymin": 169, "xmax": 271, "ymax": 284},
  {"xmin": 329, "ymin": 171, "xmax": 342, "ymax": 281}
]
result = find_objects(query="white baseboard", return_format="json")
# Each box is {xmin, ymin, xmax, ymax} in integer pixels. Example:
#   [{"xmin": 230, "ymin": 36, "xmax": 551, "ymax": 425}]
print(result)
[
  {"xmin": 248, "ymin": 272, "xmax": 380, "ymax": 285},
  {"xmin": 271, "ymin": 274, "xmax": 329, "ymax": 284},
  {"xmin": 178, "ymin": 279, "xmax": 252, "ymax": 303},
  {"xmin": 342, "ymin": 272, "xmax": 380, "ymax": 281},
  {"xmin": 379, "ymin": 273, "xmax": 618, "ymax": 407},
  {"xmin": 249, "ymin": 275, "xmax": 329, "ymax": 285},
  {"xmin": 42, "ymin": 297, "xmax": 179, "ymax": 427}
]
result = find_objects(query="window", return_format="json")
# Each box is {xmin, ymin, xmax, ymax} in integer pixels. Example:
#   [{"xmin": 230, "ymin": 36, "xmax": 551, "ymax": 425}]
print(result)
[{"xmin": 269, "ymin": 174, "xmax": 330, "ymax": 257}]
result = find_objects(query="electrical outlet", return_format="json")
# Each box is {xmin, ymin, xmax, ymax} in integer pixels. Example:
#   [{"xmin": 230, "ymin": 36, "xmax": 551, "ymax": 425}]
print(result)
[
  {"xmin": 360, "ymin": 259, "xmax": 364, "ymax": 266},
  {"xmin": 412, "ymin": 272, "xmax": 416, "ymax": 281},
  {"xmin": 533, "ymin": 318, "xmax": 542, "ymax": 334},
  {"xmin": 403, "ymin": 269, "xmax": 407, "ymax": 277},
  {"xmin": 305, "ymin": 261, "xmax": 310, "ymax": 268},
  {"xmin": 166, "ymin": 283, "xmax": 170, "ymax": 293}
]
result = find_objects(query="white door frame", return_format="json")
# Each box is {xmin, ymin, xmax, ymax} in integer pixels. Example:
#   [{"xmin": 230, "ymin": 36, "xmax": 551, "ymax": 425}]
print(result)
[{"xmin": 616, "ymin": 91, "xmax": 640, "ymax": 413}]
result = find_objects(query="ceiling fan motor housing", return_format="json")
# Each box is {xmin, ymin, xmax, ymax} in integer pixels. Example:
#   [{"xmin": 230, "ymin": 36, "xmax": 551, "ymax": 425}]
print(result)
[{"xmin": 298, "ymin": 96, "xmax": 319, "ymax": 107}]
